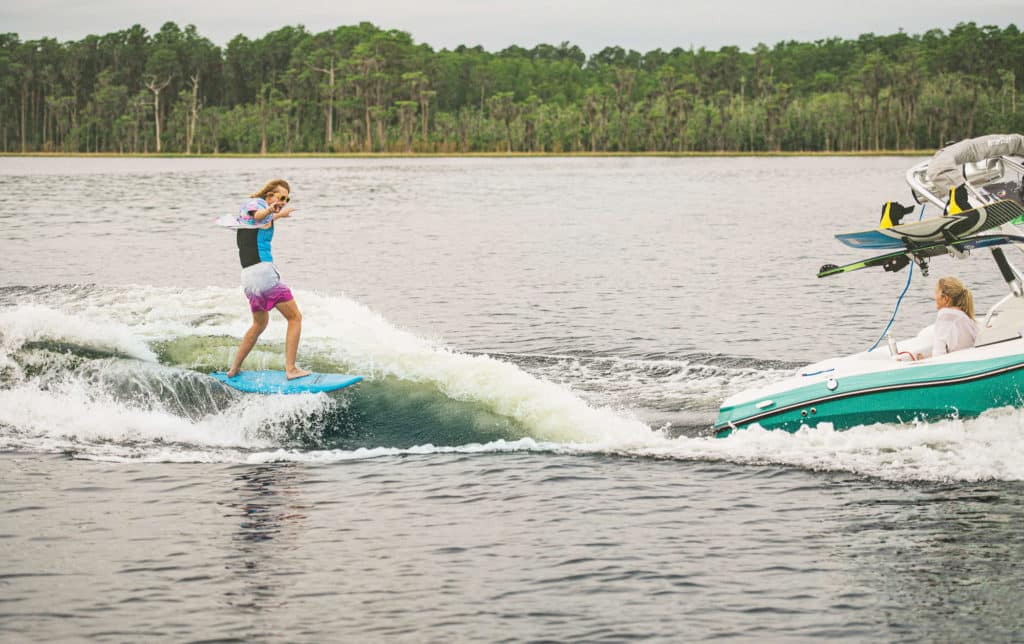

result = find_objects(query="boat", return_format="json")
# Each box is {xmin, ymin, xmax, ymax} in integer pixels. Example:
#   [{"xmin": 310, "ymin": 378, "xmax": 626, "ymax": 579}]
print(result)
[{"xmin": 714, "ymin": 134, "xmax": 1024, "ymax": 436}]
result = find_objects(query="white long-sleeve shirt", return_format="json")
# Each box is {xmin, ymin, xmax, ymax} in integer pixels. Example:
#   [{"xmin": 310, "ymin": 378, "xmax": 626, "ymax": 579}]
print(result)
[{"xmin": 931, "ymin": 307, "xmax": 978, "ymax": 357}]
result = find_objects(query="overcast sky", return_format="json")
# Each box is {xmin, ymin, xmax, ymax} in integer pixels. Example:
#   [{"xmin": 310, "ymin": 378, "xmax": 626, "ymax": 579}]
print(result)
[{"xmin": 3, "ymin": 0, "xmax": 1020, "ymax": 54}]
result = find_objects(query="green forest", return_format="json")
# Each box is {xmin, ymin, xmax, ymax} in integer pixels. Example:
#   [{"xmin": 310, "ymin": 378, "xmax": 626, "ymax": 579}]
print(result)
[{"xmin": 1, "ymin": 21, "xmax": 1021, "ymax": 155}]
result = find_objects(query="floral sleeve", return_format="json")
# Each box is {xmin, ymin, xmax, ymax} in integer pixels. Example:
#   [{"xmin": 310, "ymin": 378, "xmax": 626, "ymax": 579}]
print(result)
[{"xmin": 237, "ymin": 197, "xmax": 271, "ymax": 225}]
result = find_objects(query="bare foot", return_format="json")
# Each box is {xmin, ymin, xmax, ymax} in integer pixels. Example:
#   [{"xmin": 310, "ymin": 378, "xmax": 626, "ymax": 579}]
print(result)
[
  {"xmin": 226, "ymin": 368, "xmax": 240, "ymax": 378},
  {"xmin": 286, "ymin": 368, "xmax": 311, "ymax": 380}
]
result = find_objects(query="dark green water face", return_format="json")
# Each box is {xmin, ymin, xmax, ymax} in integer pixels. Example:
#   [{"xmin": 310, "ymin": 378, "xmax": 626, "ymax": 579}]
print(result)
[{"xmin": 2, "ymin": 157, "xmax": 1024, "ymax": 640}]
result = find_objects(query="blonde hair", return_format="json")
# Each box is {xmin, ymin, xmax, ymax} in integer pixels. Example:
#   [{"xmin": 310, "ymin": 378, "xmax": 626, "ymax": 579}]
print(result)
[
  {"xmin": 251, "ymin": 179, "xmax": 291, "ymax": 199},
  {"xmin": 937, "ymin": 276, "xmax": 975, "ymax": 319}
]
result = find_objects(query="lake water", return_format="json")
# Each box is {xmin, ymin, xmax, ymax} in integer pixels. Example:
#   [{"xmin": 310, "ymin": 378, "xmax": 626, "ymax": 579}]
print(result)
[{"xmin": 2, "ymin": 157, "xmax": 1023, "ymax": 641}]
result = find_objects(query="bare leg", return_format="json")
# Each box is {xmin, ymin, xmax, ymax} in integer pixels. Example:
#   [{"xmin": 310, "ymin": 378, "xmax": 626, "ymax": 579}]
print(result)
[
  {"xmin": 226, "ymin": 310, "xmax": 269, "ymax": 377},
  {"xmin": 275, "ymin": 299, "xmax": 310, "ymax": 379}
]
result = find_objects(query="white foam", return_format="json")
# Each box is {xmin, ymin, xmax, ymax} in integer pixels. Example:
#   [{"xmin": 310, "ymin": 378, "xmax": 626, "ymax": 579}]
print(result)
[
  {"xmin": 41, "ymin": 411, "xmax": 1024, "ymax": 481},
  {"xmin": 60, "ymin": 437, "xmax": 560, "ymax": 464},
  {"xmin": 0, "ymin": 305, "xmax": 157, "ymax": 374},
  {"xmin": 629, "ymin": 407, "xmax": 1024, "ymax": 482},
  {"xmin": 0, "ymin": 379, "xmax": 335, "ymax": 449}
]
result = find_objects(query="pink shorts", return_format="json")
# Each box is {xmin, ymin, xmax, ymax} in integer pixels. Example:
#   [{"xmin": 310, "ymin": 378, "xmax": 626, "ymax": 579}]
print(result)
[
  {"xmin": 240, "ymin": 262, "xmax": 294, "ymax": 312},
  {"xmin": 247, "ymin": 283, "xmax": 294, "ymax": 312}
]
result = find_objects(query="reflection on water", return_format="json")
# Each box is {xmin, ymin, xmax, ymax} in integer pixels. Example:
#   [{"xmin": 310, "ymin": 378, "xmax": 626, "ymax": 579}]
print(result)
[
  {"xmin": 222, "ymin": 463, "xmax": 310, "ymax": 615},
  {"xmin": 233, "ymin": 464, "xmax": 310, "ymax": 542}
]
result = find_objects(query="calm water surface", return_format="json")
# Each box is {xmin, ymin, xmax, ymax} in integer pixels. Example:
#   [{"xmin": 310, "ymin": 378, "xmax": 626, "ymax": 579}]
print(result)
[{"xmin": 2, "ymin": 157, "xmax": 1023, "ymax": 641}]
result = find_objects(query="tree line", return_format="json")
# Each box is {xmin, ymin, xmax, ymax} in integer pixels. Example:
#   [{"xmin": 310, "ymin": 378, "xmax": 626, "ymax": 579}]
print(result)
[{"xmin": 1, "ymin": 21, "xmax": 1021, "ymax": 154}]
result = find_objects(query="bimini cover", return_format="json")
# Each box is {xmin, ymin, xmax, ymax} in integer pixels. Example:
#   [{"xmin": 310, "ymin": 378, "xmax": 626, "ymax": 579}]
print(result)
[{"xmin": 926, "ymin": 133, "xmax": 1024, "ymax": 192}]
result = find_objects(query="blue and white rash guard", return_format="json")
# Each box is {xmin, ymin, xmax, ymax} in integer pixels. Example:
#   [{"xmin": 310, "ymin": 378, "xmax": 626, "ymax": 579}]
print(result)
[{"xmin": 236, "ymin": 197, "xmax": 275, "ymax": 268}]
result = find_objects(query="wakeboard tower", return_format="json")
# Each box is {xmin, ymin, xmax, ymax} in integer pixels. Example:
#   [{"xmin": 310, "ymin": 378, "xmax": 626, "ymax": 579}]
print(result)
[
  {"xmin": 822, "ymin": 134, "xmax": 1024, "ymax": 279},
  {"xmin": 833, "ymin": 134, "xmax": 1024, "ymax": 252}
]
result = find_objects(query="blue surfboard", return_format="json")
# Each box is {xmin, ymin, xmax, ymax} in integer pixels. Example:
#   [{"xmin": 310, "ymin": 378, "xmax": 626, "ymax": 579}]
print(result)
[{"xmin": 210, "ymin": 370, "xmax": 363, "ymax": 394}]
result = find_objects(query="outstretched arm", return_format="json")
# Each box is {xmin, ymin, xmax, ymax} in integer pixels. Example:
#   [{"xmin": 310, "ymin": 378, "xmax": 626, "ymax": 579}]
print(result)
[{"xmin": 270, "ymin": 205, "xmax": 297, "ymax": 220}]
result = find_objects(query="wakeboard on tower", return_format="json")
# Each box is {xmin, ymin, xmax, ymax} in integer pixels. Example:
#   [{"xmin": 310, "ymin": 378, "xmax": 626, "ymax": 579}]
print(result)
[{"xmin": 834, "ymin": 199, "xmax": 1024, "ymax": 250}]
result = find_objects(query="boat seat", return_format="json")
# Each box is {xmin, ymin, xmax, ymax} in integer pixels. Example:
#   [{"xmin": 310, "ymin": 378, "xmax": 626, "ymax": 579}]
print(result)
[{"xmin": 975, "ymin": 295, "xmax": 1024, "ymax": 347}]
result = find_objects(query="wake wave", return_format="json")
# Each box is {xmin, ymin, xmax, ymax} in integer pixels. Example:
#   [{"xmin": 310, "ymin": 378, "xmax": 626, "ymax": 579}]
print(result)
[
  {"xmin": 0, "ymin": 285, "xmax": 661, "ymax": 453},
  {"xmin": 2, "ymin": 285, "xmax": 1021, "ymax": 482}
]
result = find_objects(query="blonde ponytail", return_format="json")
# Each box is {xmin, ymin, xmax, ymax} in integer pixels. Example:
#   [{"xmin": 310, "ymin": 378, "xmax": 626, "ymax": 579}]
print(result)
[{"xmin": 937, "ymin": 276, "xmax": 975, "ymax": 319}]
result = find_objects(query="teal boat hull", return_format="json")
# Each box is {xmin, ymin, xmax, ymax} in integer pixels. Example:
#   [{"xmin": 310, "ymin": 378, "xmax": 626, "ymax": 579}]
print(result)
[{"xmin": 714, "ymin": 353, "xmax": 1024, "ymax": 437}]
